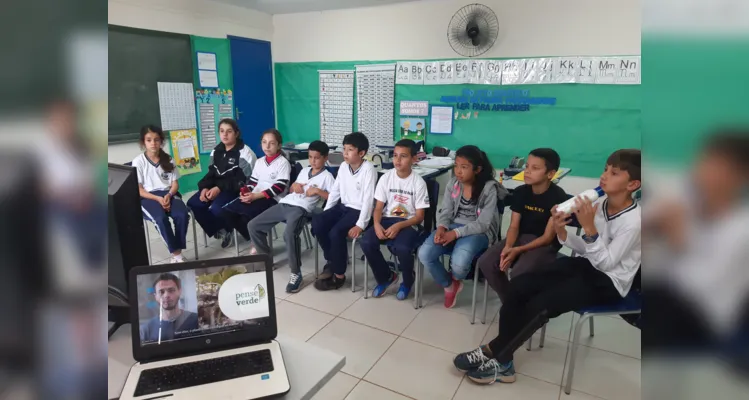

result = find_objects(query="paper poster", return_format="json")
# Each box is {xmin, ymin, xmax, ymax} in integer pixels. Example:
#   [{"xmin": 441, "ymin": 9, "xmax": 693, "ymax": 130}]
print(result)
[
  {"xmin": 615, "ymin": 56, "xmax": 641, "ymax": 84},
  {"xmin": 157, "ymin": 82, "xmax": 197, "ymax": 131},
  {"xmin": 468, "ymin": 60, "xmax": 486, "ymax": 84},
  {"xmin": 483, "ymin": 60, "xmax": 502, "ymax": 85},
  {"xmin": 399, "ymin": 118, "xmax": 427, "ymax": 142},
  {"xmin": 518, "ymin": 59, "xmax": 537, "ymax": 84},
  {"xmin": 196, "ymin": 52, "xmax": 217, "ymax": 71},
  {"xmin": 198, "ymin": 70, "xmax": 219, "ymax": 88},
  {"xmin": 430, "ymin": 106, "xmax": 453, "ymax": 135},
  {"xmin": 396, "ymin": 62, "xmax": 411, "ymax": 84},
  {"xmin": 501, "ymin": 59, "xmax": 522, "ymax": 85},
  {"xmin": 454, "ymin": 60, "xmax": 470, "ymax": 84},
  {"xmin": 423, "ymin": 61, "xmax": 440, "ymax": 85},
  {"xmin": 355, "ymin": 64, "xmax": 396, "ymax": 149},
  {"xmin": 553, "ymin": 57, "xmax": 579, "ymax": 84},
  {"xmin": 169, "ymin": 129, "xmax": 201, "ymax": 176},
  {"xmin": 576, "ymin": 58, "xmax": 596, "ymax": 84},
  {"xmin": 594, "ymin": 57, "xmax": 618, "ymax": 84},
  {"xmin": 319, "ymin": 70, "xmax": 354, "ymax": 149},
  {"xmin": 195, "ymin": 88, "xmax": 233, "ymax": 153},
  {"xmin": 399, "ymin": 100, "xmax": 429, "ymax": 116},
  {"xmin": 410, "ymin": 63, "xmax": 424, "ymax": 85},
  {"xmin": 438, "ymin": 61, "xmax": 454, "ymax": 84}
]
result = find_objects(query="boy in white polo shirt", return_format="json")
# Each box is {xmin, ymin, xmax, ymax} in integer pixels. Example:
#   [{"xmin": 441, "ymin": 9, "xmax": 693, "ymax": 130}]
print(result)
[
  {"xmin": 312, "ymin": 132, "xmax": 378, "ymax": 291},
  {"xmin": 248, "ymin": 141, "xmax": 335, "ymax": 293},
  {"xmin": 361, "ymin": 139, "xmax": 430, "ymax": 300}
]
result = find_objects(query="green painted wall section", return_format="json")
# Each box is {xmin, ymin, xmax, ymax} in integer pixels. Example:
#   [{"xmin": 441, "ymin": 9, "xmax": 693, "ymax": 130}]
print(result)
[{"xmin": 275, "ymin": 59, "xmax": 641, "ymax": 178}]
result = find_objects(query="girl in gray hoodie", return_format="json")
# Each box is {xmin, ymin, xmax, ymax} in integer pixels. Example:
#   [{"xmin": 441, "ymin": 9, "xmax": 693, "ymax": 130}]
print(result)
[{"xmin": 418, "ymin": 146, "xmax": 508, "ymax": 308}]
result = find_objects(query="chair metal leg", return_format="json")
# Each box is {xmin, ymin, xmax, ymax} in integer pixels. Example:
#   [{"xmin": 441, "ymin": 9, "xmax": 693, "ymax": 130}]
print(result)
[
  {"xmin": 273, "ymin": 226, "xmax": 279, "ymax": 240},
  {"xmin": 350, "ymin": 238, "xmax": 357, "ymax": 292},
  {"xmin": 234, "ymin": 230, "xmax": 239, "ymax": 256},
  {"xmin": 539, "ymin": 324, "xmax": 547, "ymax": 348},
  {"xmin": 589, "ymin": 316, "xmax": 595, "ymax": 337},
  {"xmin": 413, "ymin": 258, "xmax": 420, "ymax": 309},
  {"xmin": 565, "ymin": 313, "xmax": 592, "ymax": 394},
  {"xmin": 144, "ymin": 224, "xmax": 152, "ymax": 264},
  {"xmin": 471, "ymin": 263, "xmax": 479, "ymax": 324},
  {"xmin": 191, "ymin": 212, "xmax": 199, "ymax": 260},
  {"xmin": 526, "ymin": 335, "xmax": 533, "ymax": 351},
  {"xmin": 481, "ymin": 279, "xmax": 489, "ymax": 324},
  {"xmin": 203, "ymin": 231, "xmax": 208, "ymax": 248},
  {"xmin": 364, "ymin": 260, "xmax": 369, "ymax": 299},
  {"xmin": 314, "ymin": 237, "xmax": 319, "ymax": 278}
]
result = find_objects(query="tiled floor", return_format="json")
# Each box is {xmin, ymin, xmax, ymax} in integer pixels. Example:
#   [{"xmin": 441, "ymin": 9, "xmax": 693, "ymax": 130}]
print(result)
[{"xmin": 146, "ymin": 210, "xmax": 640, "ymax": 400}]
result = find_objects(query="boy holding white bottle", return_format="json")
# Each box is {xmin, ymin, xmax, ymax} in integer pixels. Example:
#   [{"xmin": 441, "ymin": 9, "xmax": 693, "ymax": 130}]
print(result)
[{"xmin": 452, "ymin": 149, "xmax": 642, "ymax": 385}]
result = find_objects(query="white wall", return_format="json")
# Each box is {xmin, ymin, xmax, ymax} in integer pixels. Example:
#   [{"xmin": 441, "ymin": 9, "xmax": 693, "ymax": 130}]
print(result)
[
  {"xmin": 272, "ymin": 0, "xmax": 640, "ymax": 62},
  {"xmin": 107, "ymin": 0, "xmax": 274, "ymax": 163}
]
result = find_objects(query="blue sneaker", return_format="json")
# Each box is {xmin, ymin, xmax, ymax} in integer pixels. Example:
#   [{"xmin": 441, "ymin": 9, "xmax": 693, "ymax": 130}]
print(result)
[
  {"xmin": 396, "ymin": 283, "xmax": 411, "ymax": 300},
  {"xmin": 286, "ymin": 272, "xmax": 303, "ymax": 293},
  {"xmin": 453, "ymin": 346, "xmax": 491, "ymax": 372},
  {"xmin": 466, "ymin": 359, "xmax": 516, "ymax": 384},
  {"xmin": 372, "ymin": 271, "xmax": 398, "ymax": 298}
]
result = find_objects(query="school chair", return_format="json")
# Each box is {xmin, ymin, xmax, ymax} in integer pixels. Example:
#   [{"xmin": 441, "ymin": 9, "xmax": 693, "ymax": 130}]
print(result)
[
  {"xmin": 361, "ymin": 178, "xmax": 440, "ymax": 309},
  {"xmin": 327, "ymin": 153, "xmax": 344, "ymax": 166},
  {"xmin": 527, "ymin": 268, "xmax": 642, "ymax": 395}
]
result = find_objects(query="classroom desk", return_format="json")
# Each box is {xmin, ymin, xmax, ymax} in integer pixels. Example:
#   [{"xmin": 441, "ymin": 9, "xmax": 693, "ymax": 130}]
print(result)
[
  {"xmin": 501, "ymin": 167, "xmax": 572, "ymax": 191},
  {"xmin": 379, "ymin": 160, "xmax": 454, "ymax": 180},
  {"xmin": 108, "ymin": 324, "xmax": 345, "ymax": 400}
]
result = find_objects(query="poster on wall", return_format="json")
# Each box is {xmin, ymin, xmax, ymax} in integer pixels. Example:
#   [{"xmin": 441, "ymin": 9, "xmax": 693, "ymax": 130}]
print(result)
[
  {"xmin": 501, "ymin": 59, "xmax": 522, "ymax": 85},
  {"xmin": 355, "ymin": 64, "xmax": 395, "ymax": 149},
  {"xmin": 468, "ymin": 60, "xmax": 486, "ymax": 84},
  {"xmin": 399, "ymin": 117, "xmax": 427, "ymax": 142},
  {"xmin": 169, "ymin": 129, "xmax": 201, "ymax": 176},
  {"xmin": 195, "ymin": 88, "xmax": 234, "ymax": 153},
  {"xmin": 396, "ymin": 62, "xmax": 411, "ymax": 84},
  {"xmin": 157, "ymin": 82, "xmax": 197, "ymax": 131},
  {"xmin": 399, "ymin": 100, "xmax": 429, "ymax": 116},
  {"xmin": 575, "ymin": 58, "xmax": 596, "ymax": 84},
  {"xmin": 438, "ymin": 61, "xmax": 454, "ymax": 84},
  {"xmin": 410, "ymin": 62, "xmax": 424, "ymax": 85},
  {"xmin": 594, "ymin": 57, "xmax": 618, "ymax": 84},
  {"xmin": 319, "ymin": 70, "xmax": 355, "ymax": 149},
  {"xmin": 615, "ymin": 56, "xmax": 641, "ymax": 84},
  {"xmin": 429, "ymin": 106, "xmax": 453, "ymax": 135},
  {"xmin": 483, "ymin": 60, "xmax": 502, "ymax": 85},
  {"xmin": 553, "ymin": 57, "xmax": 579, "ymax": 84},
  {"xmin": 423, "ymin": 61, "xmax": 440, "ymax": 84},
  {"xmin": 454, "ymin": 60, "xmax": 470, "ymax": 84}
]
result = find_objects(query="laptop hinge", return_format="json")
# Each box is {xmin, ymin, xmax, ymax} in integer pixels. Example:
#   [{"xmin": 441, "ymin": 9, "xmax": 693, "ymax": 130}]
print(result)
[{"xmin": 140, "ymin": 339, "xmax": 274, "ymax": 365}]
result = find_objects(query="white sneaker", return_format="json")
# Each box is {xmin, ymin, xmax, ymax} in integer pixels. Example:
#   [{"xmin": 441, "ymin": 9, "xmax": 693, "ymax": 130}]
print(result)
[
  {"xmin": 171, "ymin": 255, "xmax": 186, "ymax": 263},
  {"xmin": 249, "ymin": 245, "xmax": 258, "ymax": 255}
]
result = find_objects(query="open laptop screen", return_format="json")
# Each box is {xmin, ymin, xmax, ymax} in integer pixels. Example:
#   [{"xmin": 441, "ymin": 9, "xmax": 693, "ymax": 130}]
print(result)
[{"xmin": 134, "ymin": 265, "xmax": 271, "ymax": 347}]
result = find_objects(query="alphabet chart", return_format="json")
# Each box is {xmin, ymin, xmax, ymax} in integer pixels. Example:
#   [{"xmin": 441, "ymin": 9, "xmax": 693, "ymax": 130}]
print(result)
[
  {"xmin": 355, "ymin": 64, "xmax": 396, "ymax": 151},
  {"xmin": 318, "ymin": 70, "xmax": 354, "ymax": 149}
]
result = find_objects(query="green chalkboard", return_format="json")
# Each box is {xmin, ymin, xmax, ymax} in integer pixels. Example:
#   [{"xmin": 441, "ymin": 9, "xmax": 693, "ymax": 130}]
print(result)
[{"xmin": 108, "ymin": 25, "xmax": 193, "ymax": 143}]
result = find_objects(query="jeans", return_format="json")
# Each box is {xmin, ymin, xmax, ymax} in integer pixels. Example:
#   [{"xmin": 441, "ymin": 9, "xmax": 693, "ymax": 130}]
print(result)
[
  {"xmin": 418, "ymin": 223, "xmax": 489, "ymax": 288},
  {"xmin": 360, "ymin": 217, "xmax": 421, "ymax": 287}
]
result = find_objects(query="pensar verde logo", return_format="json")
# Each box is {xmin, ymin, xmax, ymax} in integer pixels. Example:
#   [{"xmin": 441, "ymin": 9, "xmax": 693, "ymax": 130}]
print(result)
[{"xmin": 235, "ymin": 284, "xmax": 266, "ymax": 306}]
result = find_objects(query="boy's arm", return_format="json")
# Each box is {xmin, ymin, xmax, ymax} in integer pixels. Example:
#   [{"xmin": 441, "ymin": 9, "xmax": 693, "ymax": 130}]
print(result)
[
  {"xmin": 504, "ymin": 212, "xmax": 521, "ymax": 248},
  {"xmin": 398, "ymin": 208, "xmax": 425, "ymax": 229},
  {"xmin": 373, "ymin": 200, "xmax": 385, "ymax": 226},
  {"xmin": 585, "ymin": 228, "xmax": 641, "ymax": 272},
  {"xmin": 398, "ymin": 178, "xmax": 428, "ymax": 228},
  {"xmin": 354, "ymin": 167, "xmax": 377, "ymax": 230},
  {"xmin": 516, "ymin": 217, "xmax": 557, "ymax": 252},
  {"xmin": 323, "ymin": 177, "xmax": 341, "ymax": 211},
  {"xmin": 559, "ymin": 228, "xmax": 587, "ymax": 255}
]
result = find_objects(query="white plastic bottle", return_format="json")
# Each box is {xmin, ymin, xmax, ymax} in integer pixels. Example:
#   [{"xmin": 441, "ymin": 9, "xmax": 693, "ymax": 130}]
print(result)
[{"xmin": 556, "ymin": 186, "xmax": 605, "ymax": 214}]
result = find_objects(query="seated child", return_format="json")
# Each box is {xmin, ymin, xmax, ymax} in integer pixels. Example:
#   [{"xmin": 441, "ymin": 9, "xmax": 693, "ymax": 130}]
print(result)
[
  {"xmin": 248, "ymin": 140, "xmax": 335, "ymax": 293},
  {"xmin": 312, "ymin": 132, "xmax": 377, "ymax": 291},
  {"xmin": 453, "ymin": 149, "xmax": 641, "ymax": 385},
  {"xmin": 418, "ymin": 145, "xmax": 508, "ymax": 308},
  {"xmin": 222, "ymin": 129, "xmax": 291, "ymax": 247},
  {"xmin": 477, "ymin": 148, "xmax": 569, "ymax": 302},
  {"xmin": 361, "ymin": 139, "xmax": 430, "ymax": 300},
  {"xmin": 187, "ymin": 118, "xmax": 256, "ymax": 248},
  {"xmin": 133, "ymin": 125, "xmax": 189, "ymax": 263}
]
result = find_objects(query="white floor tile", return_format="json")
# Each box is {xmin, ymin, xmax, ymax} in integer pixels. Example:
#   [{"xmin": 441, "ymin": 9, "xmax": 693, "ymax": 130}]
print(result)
[
  {"xmin": 562, "ymin": 390, "xmax": 607, "ymax": 400},
  {"xmin": 365, "ymin": 337, "xmax": 463, "ymax": 400},
  {"xmin": 423, "ymin": 279, "xmax": 503, "ymax": 322},
  {"xmin": 345, "ymin": 381, "xmax": 411, "ymax": 400},
  {"xmin": 452, "ymin": 374, "xmax": 561, "ymax": 400},
  {"xmin": 340, "ymin": 295, "xmax": 421, "ymax": 335},
  {"xmin": 310, "ymin": 372, "xmax": 360, "ymax": 400},
  {"xmin": 276, "ymin": 300, "xmax": 335, "ymax": 342},
  {"xmin": 308, "ymin": 318, "xmax": 397, "ymax": 378},
  {"xmin": 561, "ymin": 345, "xmax": 641, "ymax": 400},
  {"xmin": 401, "ymin": 307, "xmax": 490, "ymax": 354},
  {"xmin": 285, "ymin": 279, "xmax": 363, "ymax": 315},
  {"xmin": 570, "ymin": 314, "xmax": 641, "ymax": 359},
  {"xmin": 481, "ymin": 312, "xmax": 575, "ymax": 353}
]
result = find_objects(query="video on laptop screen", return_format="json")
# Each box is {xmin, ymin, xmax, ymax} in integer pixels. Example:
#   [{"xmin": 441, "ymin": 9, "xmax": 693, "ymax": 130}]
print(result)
[{"xmin": 135, "ymin": 265, "xmax": 271, "ymax": 346}]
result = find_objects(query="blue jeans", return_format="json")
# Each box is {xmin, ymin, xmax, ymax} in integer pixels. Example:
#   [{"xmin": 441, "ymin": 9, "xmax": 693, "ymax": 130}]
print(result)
[{"xmin": 418, "ymin": 223, "xmax": 489, "ymax": 288}]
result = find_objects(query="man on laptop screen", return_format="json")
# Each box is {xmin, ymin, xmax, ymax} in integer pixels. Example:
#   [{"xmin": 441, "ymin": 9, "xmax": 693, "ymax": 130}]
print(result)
[{"xmin": 139, "ymin": 273, "xmax": 199, "ymax": 343}]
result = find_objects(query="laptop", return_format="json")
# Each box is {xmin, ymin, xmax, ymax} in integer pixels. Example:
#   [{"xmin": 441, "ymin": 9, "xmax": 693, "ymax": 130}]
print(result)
[{"xmin": 120, "ymin": 255, "xmax": 291, "ymax": 400}]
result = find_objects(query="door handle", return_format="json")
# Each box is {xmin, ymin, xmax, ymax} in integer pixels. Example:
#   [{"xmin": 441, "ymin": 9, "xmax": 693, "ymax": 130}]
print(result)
[{"xmin": 236, "ymin": 108, "xmax": 243, "ymax": 120}]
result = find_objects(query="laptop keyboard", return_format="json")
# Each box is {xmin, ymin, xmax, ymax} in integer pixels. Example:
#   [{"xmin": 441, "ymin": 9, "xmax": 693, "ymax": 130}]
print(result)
[{"xmin": 133, "ymin": 349, "xmax": 274, "ymax": 397}]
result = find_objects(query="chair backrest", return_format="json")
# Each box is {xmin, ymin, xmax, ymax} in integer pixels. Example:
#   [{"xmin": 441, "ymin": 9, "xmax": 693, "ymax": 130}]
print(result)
[
  {"xmin": 327, "ymin": 152, "xmax": 344, "ymax": 166},
  {"xmin": 381, "ymin": 162, "xmax": 394, "ymax": 170},
  {"xmin": 423, "ymin": 178, "xmax": 440, "ymax": 233},
  {"xmin": 124, "ymin": 162, "xmax": 132, "ymax": 166},
  {"xmin": 326, "ymin": 166, "xmax": 339, "ymax": 178},
  {"xmin": 291, "ymin": 162, "xmax": 303, "ymax": 185}
]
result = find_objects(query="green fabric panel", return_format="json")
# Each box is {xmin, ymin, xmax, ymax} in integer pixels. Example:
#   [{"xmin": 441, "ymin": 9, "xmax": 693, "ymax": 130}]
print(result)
[
  {"xmin": 174, "ymin": 36, "xmax": 234, "ymax": 193},
  {"xmin": 275, "ymin": 60, "xmax": 641, "ymax": 178}
]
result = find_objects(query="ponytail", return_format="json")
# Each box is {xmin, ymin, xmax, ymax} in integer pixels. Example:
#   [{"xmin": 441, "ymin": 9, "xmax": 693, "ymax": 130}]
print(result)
[
  {"xmin": 455, "ymin": 146, "xmax": 496, "ymax": 203},
  {"xmin": 139, "ymin": 125, "xmax": 174, "ymax": 173}
]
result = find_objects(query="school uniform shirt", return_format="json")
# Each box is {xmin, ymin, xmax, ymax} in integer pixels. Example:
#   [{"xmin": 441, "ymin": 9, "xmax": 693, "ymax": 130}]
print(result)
[
  {"xmin": 324, "ymin": 160, "xmax": 378, "ymax": 230},
  {"xmin": 374, "ymin": 170, "xmax": 429, "ymax": 219},
  {"xmin": 280, "ymin": 167, "xmax": 336, "ymax": 212},
  {"xmin": 511, "ymin": 183, "xmax": 569, "ymax": 249},
  {"xmin": 131, "ymin": 153, "xmax": 179, "ymax": 193},
  {"xmin": 197, "ymin": 139, "xmax": 257, "ymax": 193},
  {"xmin": 245, "ymin": 154, "xmax": 291, "ymax": 200},
  {"xmin": 559, "ymin": 196, "xmax": 641, "ymax": 297}
]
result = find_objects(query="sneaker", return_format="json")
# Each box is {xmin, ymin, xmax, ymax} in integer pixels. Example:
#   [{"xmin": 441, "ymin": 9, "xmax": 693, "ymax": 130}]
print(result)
[
  {"xmin": 453, "ymin": 346, "xmax": 491, "ymax": 372},
  {"xmin": 396, "ymin": 283, "xmax": 411, "ymax": 300},
  {"xmin": 249, "ymin": 245, "xmax": 258, "ymax": 255},
  {"xmin": 444, "ymin": 279, "xmax": 464, "ymax": 309},
  {"xmin": 372, "ymin": 271, "xmax": 398, "ymax": 298},
  {"xmin": 314, "ymin": 274, "xmax": 346, "ymax": 291},
  {"xmin": 466, "ymin": 359, "xmax": 516, "ymax": 384},
  {"xmin": 317, "ymin": 264, "xmax": 333, "ymax": 280},
  {"xmin": 170, "ymin": 255, "xmax": 186, "ymax": 263},
  {"xmin": 221, "ymin": 231, "xmax": 235, "ymax": 248},
  {"xmin": 286, "ymin": 272, "xmax": 303, "ymax": 293}
]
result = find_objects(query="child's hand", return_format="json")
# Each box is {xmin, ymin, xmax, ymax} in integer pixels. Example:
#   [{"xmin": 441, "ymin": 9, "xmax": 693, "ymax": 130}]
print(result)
[
  {"xmin": 348, "ymin": 226, "xmax": 363, "ymax": 239},
  {"xmin": 551, "ymin": 205, "xmax": 571, "ymax": 241},
  {"xmin": 207, "ymin": 187, "xmax": 221, "ymax": 200},
  {"xmin": 500, "ymin": 247, "xmax": 521, "ymax": 271},
  {"xmin": 384, "ymin": 223, "xmax": 402, "ymax": 239},
  {"xmin": 573, "ymin": 197, "xmax": 598, "ymax": 232},
  {"xmin": 291, "ymin": 183, "xmax": 304, "ymax": 194},
  {"xmin": 440, "ymin": 230, "xmax": 458, "ymax": 245},
  {"xmin": 374, "ymin": 224, "xmax": 387, "ymax": 240},
  {"xmin": 434, "ymin": 226, "xmax": 447, "ymax": 244},
  {"xmin": 240, "ymin": 192, "xmax": 254, "ymax": 203},
  {"xmin": 199, "ymin": 188, "xmax": 209, "ymax": 202},
  {"xmin": 305, "ymin": 187, "xmax": 318, "ymax": 197}
]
